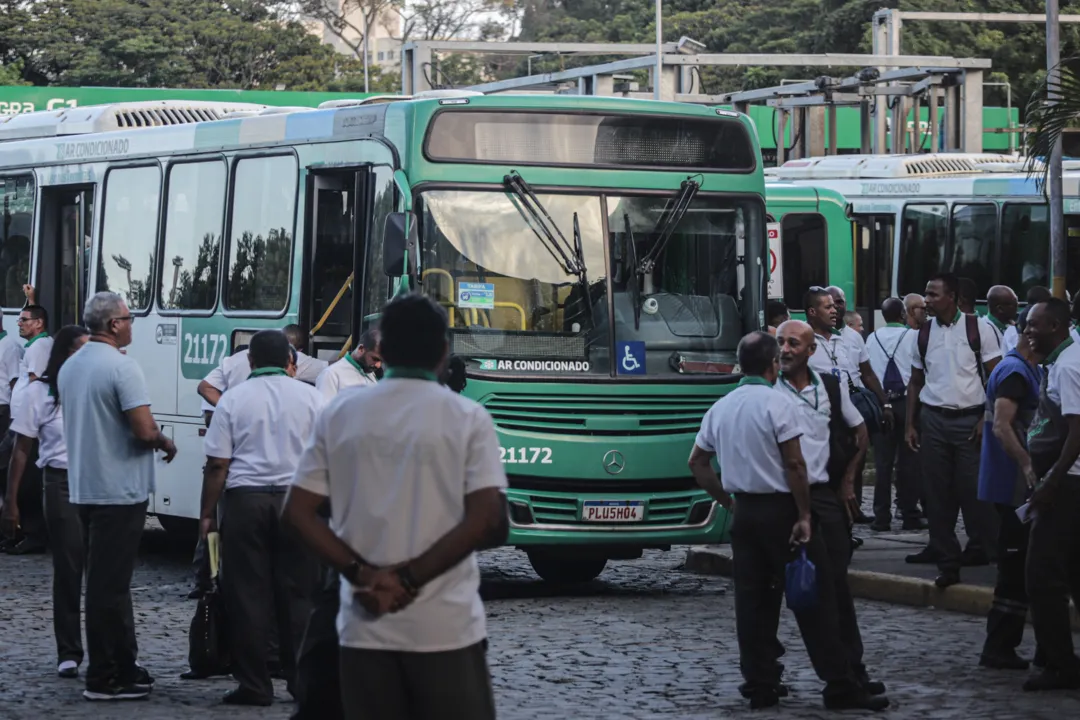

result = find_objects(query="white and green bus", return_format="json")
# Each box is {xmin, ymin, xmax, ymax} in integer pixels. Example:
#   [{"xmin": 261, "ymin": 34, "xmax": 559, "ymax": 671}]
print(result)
[{"xmin": 0, "ymin": 95, "xmax": 768, "ymax": 582}]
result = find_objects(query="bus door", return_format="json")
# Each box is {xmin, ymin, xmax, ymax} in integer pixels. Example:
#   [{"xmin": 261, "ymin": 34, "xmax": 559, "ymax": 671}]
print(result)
[
  {"xmin": 36, "ymin": 185, "xmax": 94, "ymax": 332},
  {"xmin": 302, "ymin": 169, "xmax": 372, "ymax": 362},
  {"xmin": 853, "ymin": 214, "xmax": 895, "ymax": 331}
]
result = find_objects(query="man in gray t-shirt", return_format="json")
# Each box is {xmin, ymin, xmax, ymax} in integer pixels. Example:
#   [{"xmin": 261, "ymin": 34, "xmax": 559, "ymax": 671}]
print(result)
[{"xmin": 58, "ymin": 292, "xmax": 176, "ymax": 702}]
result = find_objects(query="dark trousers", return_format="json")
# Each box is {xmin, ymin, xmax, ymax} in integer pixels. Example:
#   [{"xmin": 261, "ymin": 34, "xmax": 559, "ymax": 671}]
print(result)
[
  {"xmin": 810, "ymin": 484, "xmax": 866, "ymax": 680},
  {"xmin": 984, "ymin": 503, "xmax": 1033, "ymax": 657},
  {"xmin": 729, "ymin": 492, "xmax": 857, "ymax": 693},
  {"xmin": 44, "ymin": 468, "xmax": 84, "ymax": 665},
  {"xmin": 79, "ymin": 501, "xmax": 147, "ymax": 689},
  {"xmin": 18, "ymin": 449, "xmax": 46, "ymax": 545},
  {"xmin": 873, "ymin": 397, "xmax": 920, "ymax": 524},
  {"xmin": 1027, "ymin": 477, "xmax": 1080, "ymax": 672},
  {"xmin": 339, "ymin": 641, "xmax": 496, "ymax": 720},
  {"xmin": 221, "ymin": 489, "xmax": 316, "ymax": 701},
  {"xmin": 920, "ymin": 409, "xmax": 1000, "ymax": 572},
  {"xmin": 291, "ymin": 570, "xmax": 343, "ymax": 720}
]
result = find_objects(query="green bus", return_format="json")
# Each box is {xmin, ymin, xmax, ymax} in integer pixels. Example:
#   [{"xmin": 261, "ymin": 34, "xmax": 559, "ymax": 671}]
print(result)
[
  {"xmin": 0, "ymin": 93, "xmax": 768, "ymax": 582},
  {"xmin": 765, "ymin": 183, "xmax": 855, "ymax": 316}
]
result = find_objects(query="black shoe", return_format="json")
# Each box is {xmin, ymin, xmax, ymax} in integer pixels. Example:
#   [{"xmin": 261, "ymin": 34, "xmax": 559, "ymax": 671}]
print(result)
[
  {"xmin": 223, "ymin": 687, "xmax": 273, "ymax": 706},
  {"xmin": 861, "ymin": 679, "xmax": 887, "ymax": 696},
  {"xmin": 187, "ymin": 587, "xmax": 205, "ymax": 600},
  {"xmin": 0, "ymin": 537, "xmax": 19, "ymax": 552},
  {"xmin": 901, "ymin": 517, "xmax": 928, "ymax": 531},
  {"xmin": 961, "ymin": 548, "xmax": 990, "ymax": 567},
  {"xmin": 7, "ymin": 538, "xmax": 46, "ymax": 555},
  {"xmin": 1023, "ymin": 667, "xmax": 1080, "ymax": 691},
  {"xmin": 83, "ymin": 682, "xmax": 150, "ymax": 701},
  {"xmin": 133, "ymin": 666, "xmax": 154, "ymax": 687},
  {"xmin": 853, "ymin": 512, "xmax": 874, "ymax": 525},
  {"xmin": 906, "ymin": 547, "xmax": 942, "ymax": 564},
  {"xmin": 824, "ymin": 688, "xmax": 890, "ymax": 711},
  {"xmin": 180, "ymin": 669, "xmax": 209, "ymax": 680},
  {"xmin": 870, "ymin": 521, "xmax": 892, "ymax": 532},
  {"xmin": 934, "ymin": 571, "xmax": 961, "ymax": 589},
  {"xmin": 739, "ymin": 681, "xmax": 789, "ymax": 699},
  {"xmin": 979, "ymin": 651, "xmax": 1030, "ymax": 670},
  {"xmin": 748, "ymin": 687, "xmax": 780, "ymax": 710},
  {"xmin": 1033, "ymin": 648, "xmax": 1048, "ymax": 669}
]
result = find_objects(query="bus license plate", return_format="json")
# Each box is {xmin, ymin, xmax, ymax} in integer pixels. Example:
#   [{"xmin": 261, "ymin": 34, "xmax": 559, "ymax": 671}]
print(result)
[{"xmin": 582, "ymin": 501, "xmax": 644, "ymax": 522}]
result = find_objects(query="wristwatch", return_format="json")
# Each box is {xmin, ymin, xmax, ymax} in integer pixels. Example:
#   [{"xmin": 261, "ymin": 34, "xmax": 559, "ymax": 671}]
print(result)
[
  {"xmin": 341, "ymin": 560, "xmax": 364, "ymax": 586},
  {"xmin": 396, "ymin": 565, "xmax": 421, "ymax": 595}
]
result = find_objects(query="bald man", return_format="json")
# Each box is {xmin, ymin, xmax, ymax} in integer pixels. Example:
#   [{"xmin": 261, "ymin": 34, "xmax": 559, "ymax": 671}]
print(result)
[
  {"xmin": 903, "ymin": 294, "xmax": 927, "ymax": 330},
  {"xmin": 776, "ymin": 321, "xmax": 886, "ymax": 700},
  {"xmin": 866, "ymin": 298, "xmax": 922, "ymax": 531},
  {"xmin": 982, "ymin": 285, "xmax": 1017, "ymax": 349}
]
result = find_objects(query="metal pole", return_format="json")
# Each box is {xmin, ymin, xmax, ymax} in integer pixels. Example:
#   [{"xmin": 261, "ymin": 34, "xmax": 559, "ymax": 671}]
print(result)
[
  {"xmin": 1049, "ymin": 0, "xmax": 1065, "ymax": 299},
  {"xmin": 363, "ymin": 19, "xmax": 371, "ymax": 93},
  {"xmin": 654, "ymin": 0, "xmax": 662, "ymax": 100}
]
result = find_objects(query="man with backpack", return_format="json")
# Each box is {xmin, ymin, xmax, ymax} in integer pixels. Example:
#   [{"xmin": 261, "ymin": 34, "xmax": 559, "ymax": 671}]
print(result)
[
  {"xmin": 905, "ymin": 273, "xmax": 1002, "ymax": 588},
  {"xmin": 867, "ymin": 298, "xmax": 924, "ymax": 532}
]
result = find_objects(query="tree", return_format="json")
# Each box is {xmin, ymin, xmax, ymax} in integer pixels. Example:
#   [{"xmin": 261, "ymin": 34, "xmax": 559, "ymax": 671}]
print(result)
[
  {"xmin": 296, "ymin": 0, "xmax": 402, "ymax": 91},
  {"xmin": 1023, "ymin": 56, "xmax": 1080, "ymax": 188}
]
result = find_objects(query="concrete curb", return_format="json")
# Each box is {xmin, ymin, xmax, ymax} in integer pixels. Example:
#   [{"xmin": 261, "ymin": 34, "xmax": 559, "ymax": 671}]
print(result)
[{"xmin": 684, "ymin": 546, "xmax": 1080, "ymax": 630}]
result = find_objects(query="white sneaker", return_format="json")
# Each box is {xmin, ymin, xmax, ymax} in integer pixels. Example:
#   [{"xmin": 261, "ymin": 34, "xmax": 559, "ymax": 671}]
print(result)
[{"xmin": 57, "ymin": 661, "xmax": 78, "ymax": 679}]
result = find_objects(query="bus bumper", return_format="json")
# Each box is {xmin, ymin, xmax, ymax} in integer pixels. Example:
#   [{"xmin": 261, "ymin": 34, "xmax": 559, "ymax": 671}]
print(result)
[{"xmin": 504, "ymin": 487, "xmax": 731, "ymax": 548}]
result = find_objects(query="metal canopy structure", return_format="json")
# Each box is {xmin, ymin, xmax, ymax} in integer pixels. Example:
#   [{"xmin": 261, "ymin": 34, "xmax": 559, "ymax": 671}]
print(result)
[{"xmin": 401, "ymin": 39, "xmax": 992, "ymax": 158}]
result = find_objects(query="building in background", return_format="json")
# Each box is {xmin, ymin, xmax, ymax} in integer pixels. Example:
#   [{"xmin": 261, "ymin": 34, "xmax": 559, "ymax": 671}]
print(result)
[{"xmin": 301, "ymin": 1, "xmax": 404, "ymax": 70}]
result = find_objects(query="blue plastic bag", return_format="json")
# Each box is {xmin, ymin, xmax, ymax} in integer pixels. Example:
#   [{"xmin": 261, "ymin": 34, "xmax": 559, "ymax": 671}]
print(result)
[{"xmin": 785, "ymin": 546, "xmax": 818, "ymax": 612}]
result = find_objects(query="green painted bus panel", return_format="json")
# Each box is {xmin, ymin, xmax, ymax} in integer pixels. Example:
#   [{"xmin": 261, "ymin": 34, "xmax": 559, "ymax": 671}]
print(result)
[
  {"xmin": 766, "ymin": 184, "xmax": 856, "ymax": 303},
  {"xmin": 178, "ymin": 316, "xmax": 295, "ymax": 379}
]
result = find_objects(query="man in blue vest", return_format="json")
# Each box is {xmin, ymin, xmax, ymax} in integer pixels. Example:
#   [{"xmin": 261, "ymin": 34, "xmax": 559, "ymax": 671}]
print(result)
[{"xmin": 977, "ymin": 310, "xmax": 1043, "ymax": 670}]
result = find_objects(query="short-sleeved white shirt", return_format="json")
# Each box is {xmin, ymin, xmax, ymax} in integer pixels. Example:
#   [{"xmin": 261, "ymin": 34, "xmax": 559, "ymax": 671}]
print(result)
[
  {"xmin": 776, "ymin": 370, "xmax": 863, "ymax": 485},
  {"xmin": 809, "ymin": 331, "xmax": 860, "ymax": 388},
  {"xmin": 911, "ymin": 312, "xmax": 1002, "ymax": 409},
  {"xmin": 982, "ymin": 316, "xmax": 1007, "ymax": 350},
  {"xmin": 295, "ymin": 351, "xmax": 328, "ymax": 385},
  {"xmin": 11, "ymin": 335, "xmax": 53, "ymax": 420},
  {"xmin": 204, "ymin": 349, "xmax": 327, "ymax": 395},
  {"xmin": 10, "ymin": 381, "xmax": 66, "ymax": 469},
  {"xmin": 1046, "ymin": 340, "xmax": 1080, "ymax": 475},
  {"xmin": 840, "ymin": 326, "xmax": 870, "ymax": 388},
  {"xmin": 694, "ymin": 380, "xmax": 803, "ymax": 494},
  {"xmin": 1004, "ymin": 325, "xmax": 1080, "ymax": 354},
  {"xmin": 0, "ymin": 332, "xmax": 24, "ymax": 407},
  {"xmin": 204, "ymin": 374, "xmax": 325, "ymax": 489},
  {"xmin": 291, "ymin": 377, "xmax": 508, "ymax": 652},
  {"xmin": 315, "ymin": 356, "xmax": 377, "ymax": 401},
  {"xmin": 867, "ymin": 325, "xmax": 915, "ymax": 389}
]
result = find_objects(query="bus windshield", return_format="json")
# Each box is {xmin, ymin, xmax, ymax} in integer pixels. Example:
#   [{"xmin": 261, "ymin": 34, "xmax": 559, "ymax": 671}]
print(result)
[{"xmin": 418, "ymin": 189, "xmax": 758, "ymax": 378}]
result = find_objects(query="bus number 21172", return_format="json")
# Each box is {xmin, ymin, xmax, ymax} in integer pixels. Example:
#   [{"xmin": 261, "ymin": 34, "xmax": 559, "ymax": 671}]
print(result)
[
  {"xmin": 499, "ymin": 447, "xmax": 553, "ymax": 464},
  {"xmin": 183, "ymin": 333, "xmax": 229, "ymax": 366}
]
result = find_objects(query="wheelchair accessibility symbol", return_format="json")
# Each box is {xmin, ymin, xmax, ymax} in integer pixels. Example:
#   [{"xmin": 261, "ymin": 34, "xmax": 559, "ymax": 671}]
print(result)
[{"xmin": 616, "ymin": 341, "xmax": 646, "ymax": 375}]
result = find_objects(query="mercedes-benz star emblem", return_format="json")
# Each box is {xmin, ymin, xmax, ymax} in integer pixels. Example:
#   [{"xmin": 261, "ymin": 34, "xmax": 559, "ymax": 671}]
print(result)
[{"xmin": 602, "ymin": 450, "xmax": 625, "ymax": 475}]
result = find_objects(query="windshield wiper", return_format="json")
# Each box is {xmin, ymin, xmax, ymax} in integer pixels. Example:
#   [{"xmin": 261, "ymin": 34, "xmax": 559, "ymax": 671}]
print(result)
[
  {"xmin": 637, "ymin": 177, "xmax": 700, "ymax": 275},
  {"xmin": 624, "ymin": 212, "xmax": 643, "ymax": 331},
  {"xmin": 503, "ymin": 171, "xmax": 585, "ymax": 277}
]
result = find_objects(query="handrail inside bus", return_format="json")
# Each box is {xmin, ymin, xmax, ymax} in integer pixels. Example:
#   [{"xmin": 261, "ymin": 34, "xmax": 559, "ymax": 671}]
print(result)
[{"xmin": 311, "ymin": 272, "xmax": 353, "ymax": 336}]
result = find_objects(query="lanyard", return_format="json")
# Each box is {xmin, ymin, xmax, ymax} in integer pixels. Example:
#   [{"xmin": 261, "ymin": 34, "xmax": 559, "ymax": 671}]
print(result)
[
  {"xmin": 780, "ymin": 373, "xmax": 830, "ymax": 417},
  {"xmin": 384, "ymin": 366, "xmax": 439, "ymax": 382},
  {"xmin": 24, "ymin": 332, "xmax": 48, "ymax": 348},
  {"xmin": 249, "ymin": 367, "xmax": 289, "ymax": 379},
  {"xmin": 815, "ymin": 334, "xmax": 839, "ymax": 366}
]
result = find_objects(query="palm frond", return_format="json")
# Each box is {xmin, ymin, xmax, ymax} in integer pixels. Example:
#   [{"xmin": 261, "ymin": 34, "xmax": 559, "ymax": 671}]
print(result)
[{"xmin": 1025, "ymin": 56, "xmax": 1080, "ymax": 191}]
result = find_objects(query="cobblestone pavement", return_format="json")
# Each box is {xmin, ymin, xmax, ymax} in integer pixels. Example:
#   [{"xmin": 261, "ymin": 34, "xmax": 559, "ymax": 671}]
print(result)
[{"xmin": 2, "ymin": 524, "xmax": 1079, "ymax": 719}]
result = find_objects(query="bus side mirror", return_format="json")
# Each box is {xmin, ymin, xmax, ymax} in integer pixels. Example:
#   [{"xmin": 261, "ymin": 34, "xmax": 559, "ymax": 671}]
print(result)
[{"xmin": 382, "ymin": 212, "xmax": 417, "ymax": 277}]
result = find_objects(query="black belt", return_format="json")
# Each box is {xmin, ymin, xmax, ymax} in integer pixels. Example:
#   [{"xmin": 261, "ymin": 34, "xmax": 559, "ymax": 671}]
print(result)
[
  {"xmin": 732, "ymin": 491, "xmax": 789, "ymax": 499},
  {"xmin": 226, "ymin": 485, "xmax": 289, "ymax": 495},
  {"xmin": 923, "ymin": 404, "xmax": 983, "ymax": 419}
]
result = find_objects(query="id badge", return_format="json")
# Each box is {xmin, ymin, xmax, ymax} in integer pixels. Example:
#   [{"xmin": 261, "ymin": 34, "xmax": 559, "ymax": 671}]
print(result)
[{"xmin": 831, "ymin": 368, "xmax": 841, "ymax": 379}]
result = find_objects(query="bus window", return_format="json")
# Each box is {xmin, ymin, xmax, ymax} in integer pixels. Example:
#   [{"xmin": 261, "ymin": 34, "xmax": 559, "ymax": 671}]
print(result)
[
  {"xmin": 224, "ymin": 155, "xmax": 297, "ymax": 313},
  {"xmin": 0, "ymin": 175, "xmax": 33, "ymax": 309},
  {"xmin": 1000, "ymin": 204, "xmax": 1049, "ymax": 297},
  {"xmin": 779, "ymin": 213, "xmax": 826, "ymax": 310},
  {"xmin": 159, "ymin": 161, "xmax": 226, "ymax": 311},
  {"xmin": 948, "ymin": 204, "xmax": 995, "ymax": 299},
  {"xmin": 853, "ymin": 214, "xmax": 895, "ymax": 314},
  {"xmin": 898, "ymin": 204, "xmax": 947, "ymax": 295},
  {"xmin": 97, "ymin": 166, "xmax": 161, "ymax": 312},
  {"xmin": 361, "ymin": 167, "xmax": 394, "ymax": 328}
]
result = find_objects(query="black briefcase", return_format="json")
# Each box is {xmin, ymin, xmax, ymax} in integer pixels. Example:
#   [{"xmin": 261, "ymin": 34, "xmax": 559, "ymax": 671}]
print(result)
[{"xmin": 186, "ymin": 532, "xmax": 231, "ymax": 678}]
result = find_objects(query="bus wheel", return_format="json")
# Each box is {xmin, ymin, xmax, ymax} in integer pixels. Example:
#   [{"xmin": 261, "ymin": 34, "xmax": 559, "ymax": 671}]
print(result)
[
  {"xmin": 527, "ymin": 551, "xmax": 607, "ymax": 584},
  {"xmin": 157, "ymin": 514, "xmax": 199, "ymax": 543}
]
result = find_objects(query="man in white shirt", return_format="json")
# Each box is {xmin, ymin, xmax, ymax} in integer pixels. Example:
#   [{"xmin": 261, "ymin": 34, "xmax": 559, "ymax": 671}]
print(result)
[
  {"xmin": 283, "ymin": 294, "xmax": 508, "ymax": 720},
  {"xmin": 982, "ymin": 285, "xmax": 1018, "ymax": 349},
  {"xmin": 0, "ymin": 315, "xmax": 22, "ymax": 430},
  {"xmin": 1003, "ymin": 286, "xmax": 1053, "ymax": 354},
  {"xmin": 904, "ymin": 294, "xmax": 928, "ymax": 330},
  {"xmin": 1023, "ymin": 298, "xmax": 1080, "ymax": 691},
  {"xmin": 200, "ymin": 330, "xmax": 325, "ymax": 707},
  {"xmin": 812, "ymin": 288, "xmax": 891, "ymax": 522},
  {"xmin": 775, "ymin": 320, "xmax": 887, "ymax": 701},
  {"xmin": 688, "ymin": 331, "xmax": 885, "ymax": 712},
  {"xmin": 866, "ymin": 298, "xmax": 923, "ymax": 532},
  {"xmin": 315, "ymin": 327, "xmax": 381, "ymax": 401},
  {"xmin": 906, "ymin": 273, "xmax": 1002, "ymax": 588}
]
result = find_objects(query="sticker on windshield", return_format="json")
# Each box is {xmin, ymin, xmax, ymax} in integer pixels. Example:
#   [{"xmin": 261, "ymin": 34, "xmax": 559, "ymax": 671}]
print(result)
[
  {"xmin": 479, "ymin": 359, "xmax": 591, "ymax": 372},
  {"xmin": 617, "ymin": 341, "xmax": 646, "ymax": 375},
  {"xmin": 458, "ymin": 282, "xmax": 495, "ymax": 309}
]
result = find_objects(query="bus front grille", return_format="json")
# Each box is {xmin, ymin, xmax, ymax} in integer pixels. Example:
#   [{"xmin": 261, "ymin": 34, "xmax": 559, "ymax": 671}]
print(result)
[
  {"xmin": 482, "ymin": 392, "xmax": 714, "ymax": 436},
  {"xmin": 526, "ymin": 493, "xmax": 697, "ymax": 526}
]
